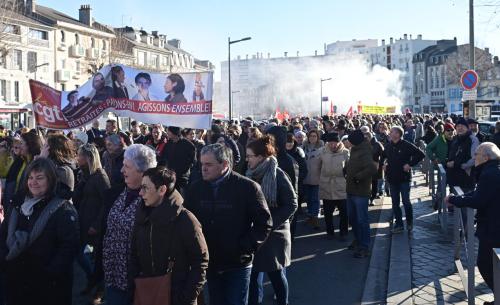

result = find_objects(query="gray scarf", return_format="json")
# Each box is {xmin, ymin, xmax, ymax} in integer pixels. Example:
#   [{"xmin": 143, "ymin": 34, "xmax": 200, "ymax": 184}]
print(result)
[
  {"xmin": 6, "ymin": 197, "xmax": 65, "ymax": 260},
  {"xmin": 246, "ymin": 156, "xmax": 278, "ymax": 208}
]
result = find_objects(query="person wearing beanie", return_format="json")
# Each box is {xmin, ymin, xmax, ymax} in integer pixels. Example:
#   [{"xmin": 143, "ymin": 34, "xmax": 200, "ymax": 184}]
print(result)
[
  {"xmin": 426, "ymin": 122, "xmax": 455, "ymax": 168},
  {"xmin": 160, "ymin": 126, "xmax": 196, "ymax": 194},
  {"xmin": 447, "ymin": 117, "xmax": 480, "ymax": 194},
  {"xmin": 319, "ymin": 132, "xmax": 350, "ymax": 240},
  {"xmin": 382, "ymin": 126, "xmax": 425, "ymax": 234},
  {"xmin": 345, "ymin": 129, "xmax": 377, "ymax": 258},
  {"xmin": 467, "ymin": 118, "xmax": 486, "ymax": 143}
]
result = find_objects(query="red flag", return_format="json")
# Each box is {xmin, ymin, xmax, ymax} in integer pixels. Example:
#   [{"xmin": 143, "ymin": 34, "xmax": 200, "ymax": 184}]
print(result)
[{"xmin": 346, "ymin": 105, "xmax": 353, "ymax": 118}]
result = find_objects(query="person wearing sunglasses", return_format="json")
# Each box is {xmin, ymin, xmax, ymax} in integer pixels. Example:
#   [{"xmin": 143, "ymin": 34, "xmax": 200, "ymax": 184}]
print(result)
[{"xmin": 426, "ymin": 122, "xmax": 455, "ymax": 168}]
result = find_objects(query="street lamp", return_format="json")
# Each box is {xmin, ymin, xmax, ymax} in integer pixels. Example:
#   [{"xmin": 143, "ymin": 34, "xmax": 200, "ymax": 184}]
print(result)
[
  {"xmin": 231, "ymin": 90, "xmax": 240, "ymax": 119},
  {"xmin": 228, "ymin": 36, "xmax": 251, "ymax": 120},
  {"xmin": 320, "ymin": 77, "xmax": 332, "ymax": 116},
  {"xmin": 33, "ymin": 62, "xmax": 49, "ymax": 80}
]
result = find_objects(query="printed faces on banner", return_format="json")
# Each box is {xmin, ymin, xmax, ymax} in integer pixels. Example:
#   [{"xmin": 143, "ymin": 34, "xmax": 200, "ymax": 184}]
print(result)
[{"xmin": 30, "ymin": 64, "xmax": 214, "ymax": 130}]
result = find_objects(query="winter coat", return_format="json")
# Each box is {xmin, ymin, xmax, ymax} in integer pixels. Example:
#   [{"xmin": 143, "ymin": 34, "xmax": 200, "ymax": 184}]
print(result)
[
  {"xmin": 449, "ymin": 160, "xmax": 500, "ymax": 244},
  {"xmin": 494, "ymin": 132, "xmax": 500, "ymax": 149},
  {"xmin": 184, "ymin": 171, "xmax": 272, "ymax": 272},
  {"xmin": 267, "ymin": 126, "xmax": 297, "ymax": 191},
  {"xmin": 447, "ymin": 132, "xmax": 479, "ymax": 189},
  {"xmin": 426, "ymin": 134, "xmax": 449, "ymax": 165},
  {"xmin": 161, "ymin": 139, "xmax": 196, "ymax": 190},
  {"xmin": 403, "ymin": 127, "xmax": 416, "ymax": 143},
  {"xmin": 73, "ymin": 168, "xmax": 111, "ymax": 246},
  {"xmin": 345, "ymin": 140, "xmax": 377, "ymax": 197},
  {"xmin": 370, "ymin": 137, "xmax": 385, "ymax": 179},
  {"xmin": 0, "ymin": 196, "xmax": 79, "ymax": 305},
  {"xmin": 146, "ymin": 136, "xmax": 168, "ymax": 160},
  {"xmin": 286, "ymin": 144, "xmax": 308, "ymax": 202},
  {"xmin": 319, "ymin": 145, "xmax": 349, "ymax": 200},
  {"xmin": 382, "ymin": 139, "xmax": 425, "ymax": 184},
  {"xmin": 102, "ymin": 150, "xmax": 125, "ymax": 187},
  {"xmin": 131, "ymin": 190, "xmax": 209, "ymax": 305},
  {"xmin": 303, "ymin": 141, "xmax": 324, "ymax": 186},
  {"xmin": 251, "ymin": 167, "xmax": 297, "ymax": 272}
]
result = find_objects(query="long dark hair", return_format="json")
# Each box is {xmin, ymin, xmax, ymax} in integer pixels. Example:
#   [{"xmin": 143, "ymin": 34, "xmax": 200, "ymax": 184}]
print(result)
[
  {"xmin": 167, "ymin": 73, "xmax": 185, "ymax": 94},
  {"xmin": 20, "ymin": 132, "xmax": 42, "ymax": 160},
  {"xmin": 47, "ymin": 134, "xmax": 75, "ymax": 165}
]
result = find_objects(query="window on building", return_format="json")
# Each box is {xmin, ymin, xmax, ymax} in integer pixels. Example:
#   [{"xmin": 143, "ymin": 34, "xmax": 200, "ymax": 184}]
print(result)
[
  {"xmin": 60, "ymin": 59, "xmax": 66, "ymax": 69},
  {"xmin": 61, "ymin": 30, "xmax": 65, "ymax": 43},
  {"xmin": 75, "ymin": 33, "xmax": 80, "ymax": 45},
  {"xmin": 75, "ymin": 61, "xmax": 81, "ymax": 73},
  {"xmin": 12, "ymin": 49, "xmax": 22, "ymax": 70},
  {"xmin": 102, "ymin": 40, "xmax": 107, "ymax": 51},
  {"xmin": 0, "ymin": 80, "xmax": 6, "ymax": 101},
  {"xmin": 91, "ymin": 38, "xmax": 95, "ymax": 48},
  {"xmin": 137, "ymin": 51, "xmax": 145, "ymax": 66},
  {"xmin": 28, "ymin": 29, "xmax": 48, "ymax": 40},
  {"xmin": 3, "ymin": 24, "xmax": 20, "ymax": 35},
  {"xmin": 27, "ymin": 51, "xmax": 37, "ymax": 72},
  {"xmin": 14, "ymin": 81, "xmax": 19, "ymax": 102},
  {"xmin": 151, "ymin": 54, "xmax": 158, "ymax": 67},
  {"xmin": 61, "ymin": 84, "xmax": 65, "ymax": 91}
]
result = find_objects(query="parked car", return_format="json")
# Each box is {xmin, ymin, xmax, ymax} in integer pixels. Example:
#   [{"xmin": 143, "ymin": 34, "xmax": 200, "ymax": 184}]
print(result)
[{"xmin": 478, "ymin": 121, "xmax": 496, "ymax": 141}]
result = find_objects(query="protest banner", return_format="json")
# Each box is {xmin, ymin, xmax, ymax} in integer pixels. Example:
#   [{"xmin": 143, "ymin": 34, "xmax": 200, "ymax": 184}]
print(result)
[
  {"xmin": 30, "ymin": 64, "xmax": 213, "ymax": 129},
  {"xmin": 359, "ymin": 105, "xmax": 397, "ymax": 114}
]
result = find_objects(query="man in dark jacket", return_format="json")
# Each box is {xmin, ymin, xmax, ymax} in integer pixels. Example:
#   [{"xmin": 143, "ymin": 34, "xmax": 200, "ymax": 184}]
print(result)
[
  {"xmin": 211, "ymin": 124, "xmax": 241, "ymax": 166},
  {"xmin": 361, "ymin": 126, "xmax": 384, "ymax": 206},
  {"xmin": 162, "ymin": 126, "xmax": 196, "ymax": 194},
  {"xmin": 87, "ymin": 120, "xmax": 105, "ymax": 144},
  {"xmin": 493, "ymin": 121, "xmax": 500, "ymax": 149},
  {"xmin": 447, "ymin": 117, "xmax": 479, "ymax": 193},
  {"xmin": 383, "ymin": 126, "xmax": 425, "ymax": 233},
  {"xmin": 446, "ymin": 142, "xmax": 500, "ymax": 305},
  {"xmin": 345, "ymin": 130, "xmax": 377, "ymax": 258},
  {"xmin": 467, "ymin": 118, "xmax": 486, "ymax": 143},
  {"xmin": 266, "ymin": 126, "xmax": 298, "ymax": 191},
  {"xmin": 184, "ymin": 144, "xmax": 272, "ymax": 305}
]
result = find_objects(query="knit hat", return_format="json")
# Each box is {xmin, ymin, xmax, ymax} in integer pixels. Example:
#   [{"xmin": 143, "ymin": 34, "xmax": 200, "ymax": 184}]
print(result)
[
  {"xmin": 168, "ymin": 126, "xmax": 181, "ymax": 136},
  {"xmin": 444, "ymin": 123, "xmax": 455, "ymax": 131},
  {"xmin": 348, "ymin": 129, "xmax": 365, "ymax": 146},
  {"xmin": 456, "ymin": 117, "xmax": 469, "ymax": 129},
  {"xmin": 322, "ymin": 132, "xmax": 340, "ymax": 143}
]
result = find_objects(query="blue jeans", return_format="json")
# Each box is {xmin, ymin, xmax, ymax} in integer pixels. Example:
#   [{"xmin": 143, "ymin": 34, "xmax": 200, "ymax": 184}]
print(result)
[
  {"xmin": 304, "ymin": 184, "xmax": 320, "ymax": 217},
  {"xmin": 105, "ymin": 286, "xmax": 132, "ymax": 305},
  {"xmin": 249, "ymin": 269, "xmax": 288, "ymax": 305},
  {"xmin": 207, "ymin": 266, "xmax": 252, "ymax": 305},
  {"xmin": 389, "ymin": 182, "xmax": 412, "ymax": 227},
  {"xmin": 346, "ymin": 195, "xmax": 370, "ymax": 249}
]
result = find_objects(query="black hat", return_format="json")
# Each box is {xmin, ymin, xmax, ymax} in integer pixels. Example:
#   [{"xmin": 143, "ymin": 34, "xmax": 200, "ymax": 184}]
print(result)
[
  {"xmin": 211, "ymin": 124, "xmax": 222, "ymax": 135},
  {"xmin": 348, "ymin": 129, "xmax": 365, "ymax": 146},
  {"xmin": 466, "ymin": 118, "xmax": 478, "ymax": 125},
  {"xmin": 322, "ymin": 132, "xmax": 340, "ymax": 143},
  {"xmin": 456, "ymin": 117, "xmax": 469, "ymax": 129}
]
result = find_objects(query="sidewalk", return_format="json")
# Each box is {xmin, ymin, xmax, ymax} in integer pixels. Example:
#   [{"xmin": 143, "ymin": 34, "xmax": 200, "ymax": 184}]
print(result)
[{"xmin": 387, "ymin": 170, "xmax": 494, "ymax": 305}]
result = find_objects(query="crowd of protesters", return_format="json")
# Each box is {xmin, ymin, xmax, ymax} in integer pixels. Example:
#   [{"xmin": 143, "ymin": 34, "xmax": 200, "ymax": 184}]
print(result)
[{"xmin": 0, "ymin": 112, "xmax": 496, "ymax": 305}]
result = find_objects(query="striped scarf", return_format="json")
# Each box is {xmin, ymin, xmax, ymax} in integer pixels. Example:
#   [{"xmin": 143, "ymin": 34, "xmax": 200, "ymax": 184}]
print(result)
[{"xmin": 246, "ymin": 156, "xmax": 278, "ymax": 208}]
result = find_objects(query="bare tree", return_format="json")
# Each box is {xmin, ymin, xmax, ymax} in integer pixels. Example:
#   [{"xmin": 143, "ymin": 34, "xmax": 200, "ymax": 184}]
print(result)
[
  {"xmin": 0, "ymin": 1, "xmax": 23, "ymax": 67},
  {"xmin": 446, "ymin": 45, "xmax": 495, "ymax": 85}
]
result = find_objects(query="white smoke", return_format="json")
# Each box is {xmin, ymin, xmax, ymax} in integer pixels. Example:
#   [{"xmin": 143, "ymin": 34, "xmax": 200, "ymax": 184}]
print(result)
[{"xmin": 228, "ymin": 53, "xmax": 405, "ymax": 118}]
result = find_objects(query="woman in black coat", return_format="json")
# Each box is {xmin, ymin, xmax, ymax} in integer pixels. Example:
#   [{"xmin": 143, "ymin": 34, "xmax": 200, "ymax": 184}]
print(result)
[
  {"xmin": 73, "ymin": 143, "xmax": 111, "ymax": 287},
  {"xmin": 246, "ymin": 136, "xmax": 298, "ymax": 305},
  {"xmin": 0, "ymin": 158, "xmax": 79, "ymax": 305},
  {"xmin": 131, "ymin": 167, "xmax": 208, "ymax": 305}
]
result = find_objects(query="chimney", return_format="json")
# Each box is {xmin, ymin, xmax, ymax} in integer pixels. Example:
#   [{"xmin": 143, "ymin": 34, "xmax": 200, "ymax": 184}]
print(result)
[
  {"xmin": 494, "ymin": 56, "xmax": 499, "ymax": 66},
  {"xmin": 152, "ymin": 31, "xmax": 158, "ymax": 36},
  {"xmin": 315, "ymin": 50, "xmax": 318, "ymax": 56},
  {"xmin": 79, "ymin": 5, "xmax": 92, "ymax": 26},
  {"xmin": 167, "ymin": 39, "xmax": 181, "ymax": 49},
  {"xmin": 404, "ymin": 34, "xmax": 408, "ymax": 40},
  {"xmin": 417, "ymin": 34, "xmax": 422, "ymax": 40},
  {"xmin": 26, "ymin": 0, "xmax": 36, "ymax": 14},
  {"xmin": 485, "ymin": 47, "xmax": 490, "ymax": 54},
  {"xmin": 284, "ymin": 52, "xmax": 288, "ymax": 57},
  {"xmin": 390, "ymin": 37, "xmax": 393, "ymax": 44},
  {"xmin": 382, "ymin": 39, "xmax": 385, "ymax": 46}
]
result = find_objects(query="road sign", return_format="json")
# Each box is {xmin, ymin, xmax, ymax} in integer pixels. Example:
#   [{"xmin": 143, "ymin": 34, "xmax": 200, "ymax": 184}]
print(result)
[
  {"xmin": 462, "ymin": 89, "xmax": 477, "ymax": 101},
  {"xmin": 460, "ymin": 70, "xmax": 479, "ymax": 90}
]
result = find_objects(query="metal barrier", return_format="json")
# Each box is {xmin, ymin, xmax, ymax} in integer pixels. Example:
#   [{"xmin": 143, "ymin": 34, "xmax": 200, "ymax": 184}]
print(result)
[
  {"xmin": 494, "ymin": 248, "xmax": 500, "ymax": 305},
  {"xmin": 453, "ymin": 186, "xmax": 476, "ymax": 305},
  {"xmin": 436, "ymin": 164, "xmax": 447, "ymax": 231}
]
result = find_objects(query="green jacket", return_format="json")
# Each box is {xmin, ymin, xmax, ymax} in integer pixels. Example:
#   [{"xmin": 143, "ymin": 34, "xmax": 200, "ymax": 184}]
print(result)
[
  {"xmin": 346, "ymin": 140, "xmax": 377, "ymax": 197},
  {"xmin": 425, "ymin": 134, "xmax": 449, "ymax": 164}
]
